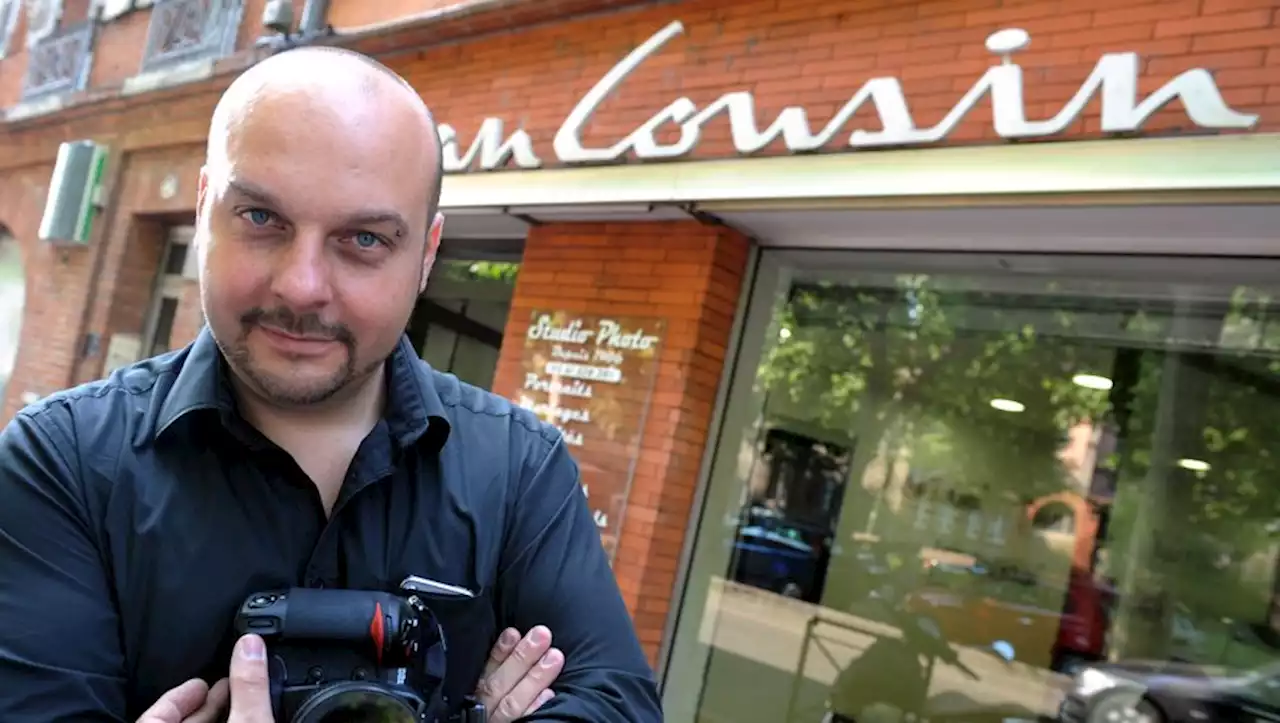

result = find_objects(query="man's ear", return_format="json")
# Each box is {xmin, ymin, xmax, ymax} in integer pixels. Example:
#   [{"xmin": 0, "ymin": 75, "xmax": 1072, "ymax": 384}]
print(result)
[
  {"xmin": 420, "ymin": 212, "xmax": 444, "ymax": 295},
  {"xmin": 196, "ymin": 166, "xmax": 209, "ymax": 217},
  {"xmin": 193, "ymin": 166, "xmax": 211, "ymax": 263}
]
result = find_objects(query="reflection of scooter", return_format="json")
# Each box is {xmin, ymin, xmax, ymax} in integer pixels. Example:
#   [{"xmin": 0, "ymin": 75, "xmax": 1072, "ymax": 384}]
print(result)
[{"xmin": 823, "ymin": 606, "xmax": 1044, "ymax": 722}]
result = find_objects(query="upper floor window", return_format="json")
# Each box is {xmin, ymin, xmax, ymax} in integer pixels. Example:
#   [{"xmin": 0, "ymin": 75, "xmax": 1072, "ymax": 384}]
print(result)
[
  {"xmin": 20, "ymin": 0, "xmax": 95, "ymax": 102},
  {"xmin": 140, "ymin": 0, "xmax": 243, "ymax": 72},
  {"xmin": 93, "ymin": 0, "xmax": 153, "ymax": 23},
  {"xmin": 0, "ymin": 0, "xmax": 19, "ymax": 58},
  {"xmin": 24, "ymin": 0, "xmax": 62, "ymax": 43}
]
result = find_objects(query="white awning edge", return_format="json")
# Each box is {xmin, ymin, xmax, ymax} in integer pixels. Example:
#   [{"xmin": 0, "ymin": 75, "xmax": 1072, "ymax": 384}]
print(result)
[{"xmin": 439, "ymin": 133, "xmax": 1280, "ymax": 211}]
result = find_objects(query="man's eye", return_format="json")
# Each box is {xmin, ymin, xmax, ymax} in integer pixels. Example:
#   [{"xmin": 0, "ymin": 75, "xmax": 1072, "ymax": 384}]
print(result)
[
  {"xmin": 352, "ymin": 232, "xmax": 384, "ymax": 249},
  {"xmin": 244, "ymin": 209, "xmax": 275, "ymax": 226}
]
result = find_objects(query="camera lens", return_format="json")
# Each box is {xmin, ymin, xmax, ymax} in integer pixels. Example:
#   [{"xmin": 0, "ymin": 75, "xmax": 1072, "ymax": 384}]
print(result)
[{"xmin": 292, "ymin": 681, "xmax": 418, "ymax": 723}]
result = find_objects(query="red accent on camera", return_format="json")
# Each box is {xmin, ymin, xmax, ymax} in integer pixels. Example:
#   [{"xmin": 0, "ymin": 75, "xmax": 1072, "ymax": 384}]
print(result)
[{"xmin": 370, "ymin": 602, "xmax": 385, "ymax": 667}]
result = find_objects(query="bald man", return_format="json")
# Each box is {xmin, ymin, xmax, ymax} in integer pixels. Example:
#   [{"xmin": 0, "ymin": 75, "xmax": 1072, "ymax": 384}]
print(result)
[{"xmin": 0, "ymin": 46, "xmax": 661, "ymax": 723}]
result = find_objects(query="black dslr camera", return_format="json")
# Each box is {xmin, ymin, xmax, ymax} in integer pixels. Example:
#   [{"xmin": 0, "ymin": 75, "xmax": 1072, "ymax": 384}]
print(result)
[{"xmin": 233, "ymin": 577, "xmax": 485, "ymax": 723}]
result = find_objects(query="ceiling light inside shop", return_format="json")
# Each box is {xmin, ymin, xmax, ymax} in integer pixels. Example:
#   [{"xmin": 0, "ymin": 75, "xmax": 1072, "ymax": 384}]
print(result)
[
  {"xmin": 1072, "ymin": 373, "xmax": 1114, "ymax": 391},
  {"xmin": 1177, "ymin": 458, "xmax": 1210, "ymax": 473},
  {"xmin": 990, "ymin": 398, "xmax": 1026, "ymax": 413}
]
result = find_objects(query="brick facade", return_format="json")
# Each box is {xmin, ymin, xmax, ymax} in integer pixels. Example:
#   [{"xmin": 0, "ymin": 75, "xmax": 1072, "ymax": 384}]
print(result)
[
  {"xmin": 490, "ymin": 221, "xmax": 749, "ymax": 664},
  {"xmin": 0, "ymin": 0, "xmax": 1277, "ymax": 666}
]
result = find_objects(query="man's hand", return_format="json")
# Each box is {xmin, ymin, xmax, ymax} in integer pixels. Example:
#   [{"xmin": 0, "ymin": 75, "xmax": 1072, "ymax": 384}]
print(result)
[
  {"xmin": 476, "ymin": 626, "xmax": 565, "ymax": 723},
  {"xmin": 136, "ymin": 678, "xmax": 229, "ymax": 723},
  {"xmin": 136, "ymin": 635, "xmax": 272, "ymax": 723},
  {"xmin": 139, "ymin": 628, "xmax": 564, "ymax": 723}
]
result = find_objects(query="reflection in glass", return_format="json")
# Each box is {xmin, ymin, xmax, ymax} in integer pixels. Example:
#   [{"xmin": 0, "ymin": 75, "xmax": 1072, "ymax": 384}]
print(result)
[
  {"xmin": 686, "ymin": 254, "xmax": 1280, "ymax": 723},
  {"xmin": 407, "ymin": 260, "xmax": 518, "ymax": 391},
  {"xmin": 0, "ymin": 230, "xmax": 23, "ymax": 406}
]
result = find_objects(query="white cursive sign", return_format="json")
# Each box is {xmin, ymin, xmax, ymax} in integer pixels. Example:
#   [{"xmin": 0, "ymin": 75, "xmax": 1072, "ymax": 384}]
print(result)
[
  {"xmin": 525, "ymin": 314, "xmax": 660, "ymax": 352},
  {"xmin": 438, "ymin": 22, "xmax": 1258, "ymax": 173}
]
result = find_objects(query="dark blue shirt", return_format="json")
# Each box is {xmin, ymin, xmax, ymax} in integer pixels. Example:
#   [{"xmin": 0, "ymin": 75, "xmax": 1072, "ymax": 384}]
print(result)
[{"xmin": 0, "ymin": 327, "xmax": 661, "ymax": 722}]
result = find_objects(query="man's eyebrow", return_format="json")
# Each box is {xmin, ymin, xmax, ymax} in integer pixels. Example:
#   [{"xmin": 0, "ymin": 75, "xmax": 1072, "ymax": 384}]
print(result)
[
  {"xmin": 343, "ymin": 211, "xmax": 409, "ymax": 238},
  {"xmin": 225, "ymin": 178, "xmax": 280, "ymax": 207},
  {"xmin": 226, "ymin": 178, "xmax": 409, "ymax": 237}
]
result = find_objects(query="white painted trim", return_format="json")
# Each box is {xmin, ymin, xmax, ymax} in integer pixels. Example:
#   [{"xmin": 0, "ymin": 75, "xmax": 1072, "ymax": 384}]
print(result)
[{"xmin": 439, "ymin": 133, "xmax": 1280, "ymax": 211}]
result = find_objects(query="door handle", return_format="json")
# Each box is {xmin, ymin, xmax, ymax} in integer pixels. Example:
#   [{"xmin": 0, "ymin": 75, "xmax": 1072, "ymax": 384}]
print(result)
[{"xmin": 1019, "ymin": 617, "xmax": 1033, "ymax": 625}]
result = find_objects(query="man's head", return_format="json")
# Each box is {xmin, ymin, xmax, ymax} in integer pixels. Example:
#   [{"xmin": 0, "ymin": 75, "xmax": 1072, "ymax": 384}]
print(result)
[{"xmin": 196, "ymin": 46, "xmax": 445, "ymax": 408}]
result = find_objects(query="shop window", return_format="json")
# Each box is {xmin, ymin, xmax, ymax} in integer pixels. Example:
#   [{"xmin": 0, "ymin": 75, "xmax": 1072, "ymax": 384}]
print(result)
[
  {"xmin": 0, "ymin": 227, "xmax": 23, "ymax": 406},
  {"xmin": 668, "ymin": 251, "xmax": 1280, "ymax": 723},
  {"xmin": 406, "ymin": 259, "xmax": 519, "ymax": 392}
]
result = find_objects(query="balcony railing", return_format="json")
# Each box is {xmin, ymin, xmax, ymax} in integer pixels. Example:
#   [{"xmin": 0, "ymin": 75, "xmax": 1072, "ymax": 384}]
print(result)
[
  {"xmin": 140, "ymin": 0, "xmax": 242, "ymax": 72},
  {"xmin": 21, "ymin": 22, "xmax": 95, "ymax": 101}
]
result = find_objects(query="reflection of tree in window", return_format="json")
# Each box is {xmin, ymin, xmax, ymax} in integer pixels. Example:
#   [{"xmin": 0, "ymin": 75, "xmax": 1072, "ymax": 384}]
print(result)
[
  {"xmin": 1031, "ymin": 501, "xmax": 1077, "ymax": 535},
  {"xmin": 755, "ymin": 272, "xmax": 1138, "ymax": 612},
  {"xmin": 1099, "ymin": 287, "xmax": 1280, "ymax": 661},
  {"xmin": 0, "ymin": 227, "xmax": 23, "ymax": 407}
]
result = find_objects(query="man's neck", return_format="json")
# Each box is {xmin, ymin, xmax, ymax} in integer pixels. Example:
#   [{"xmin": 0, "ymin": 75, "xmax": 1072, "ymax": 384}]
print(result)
[
  {"xmin": 231, "ymin": 367, "xmax": 386, "ymax": 513},
  {"xmin": 233, "ymin": 366, "xmax": 386, "ymax": 440}
]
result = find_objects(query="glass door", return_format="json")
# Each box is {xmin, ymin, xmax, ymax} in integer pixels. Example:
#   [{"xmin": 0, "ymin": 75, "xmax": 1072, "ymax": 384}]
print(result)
[
  {"xmin": 665, "ymin": 249, "xmax": 1280, "ymax": 723},
  {"xmin": 140, "ymin": 225, "xmax": 195, "ymax": 358}
]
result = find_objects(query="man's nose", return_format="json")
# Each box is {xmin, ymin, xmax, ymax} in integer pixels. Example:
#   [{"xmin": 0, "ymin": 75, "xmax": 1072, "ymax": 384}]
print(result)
[{"xmin": 270, "ymin": 231, "xmax": 333, "ymax": 309}]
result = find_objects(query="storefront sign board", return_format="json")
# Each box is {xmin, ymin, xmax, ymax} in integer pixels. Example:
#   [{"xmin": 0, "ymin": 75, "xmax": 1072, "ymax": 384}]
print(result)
[
  {"xmin": 512, "ymin": 311, "xmax": 666, "ymax": 564},
  {"xmin": 439, "ymin": 22, "xmax": 1259, "ymax": 174}
]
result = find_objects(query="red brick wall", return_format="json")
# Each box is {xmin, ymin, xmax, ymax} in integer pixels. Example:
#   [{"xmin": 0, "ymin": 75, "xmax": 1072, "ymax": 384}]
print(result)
[
  {"xmin": 0, "ymin": 163, "xmax": 91, "ymax": 422},
  {"xmin": 489, "ymin": 221, "xmax": 749, "ymax": 665}
]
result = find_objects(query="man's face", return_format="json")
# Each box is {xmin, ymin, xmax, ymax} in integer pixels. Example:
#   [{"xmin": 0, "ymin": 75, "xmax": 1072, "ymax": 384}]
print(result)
[{"xmin": 195, "ymin": 84, "xmax": 443, "ymax": 406}]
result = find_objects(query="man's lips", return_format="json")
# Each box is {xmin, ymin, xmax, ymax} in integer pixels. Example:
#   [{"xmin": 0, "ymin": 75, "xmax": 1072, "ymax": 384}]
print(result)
[
  {"xmin": 255, "ymin": 325, "xmax": 341, "ymax": 354},
  {"xmin": 259, "ymin": 325, "xmax": 335, "ymax": 343}
]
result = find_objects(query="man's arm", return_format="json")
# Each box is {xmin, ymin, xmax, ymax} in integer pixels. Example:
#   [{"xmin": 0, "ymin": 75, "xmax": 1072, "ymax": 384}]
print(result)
[
  {"xmin": 495, "ymin": 433, "xmax": 663, "ymax": 722},
  {"xmin": 0, "ymin": 408, "xmax": 128, "ymax": 721}
]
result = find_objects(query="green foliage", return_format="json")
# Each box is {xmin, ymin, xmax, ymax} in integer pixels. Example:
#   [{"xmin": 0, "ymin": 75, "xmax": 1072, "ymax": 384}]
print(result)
[{"xmin": 440, "ymin": 260, "xmax": 520, "ymax": 285}]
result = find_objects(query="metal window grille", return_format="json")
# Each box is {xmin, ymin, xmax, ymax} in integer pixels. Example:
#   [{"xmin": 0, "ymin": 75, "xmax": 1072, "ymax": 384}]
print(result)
[{"xmin": 140, "ymin": 0, "xmax": 242, "ymax": 72}]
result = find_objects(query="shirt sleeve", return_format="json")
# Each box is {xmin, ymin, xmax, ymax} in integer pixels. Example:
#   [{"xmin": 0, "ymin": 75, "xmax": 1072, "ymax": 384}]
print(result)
[
  {"xmin": 0, "ymin": 409, "xmax": 128, "ymax": 721},
  {"xmin": 495, "ymin": 432, "xmax": 663, "ymax": 723}
]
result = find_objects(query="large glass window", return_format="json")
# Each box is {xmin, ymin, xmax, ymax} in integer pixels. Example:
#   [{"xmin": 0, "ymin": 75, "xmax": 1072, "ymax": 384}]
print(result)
[{"xmin": 667, "ymin": 251, "xmax": 1280, "ymax": 723}]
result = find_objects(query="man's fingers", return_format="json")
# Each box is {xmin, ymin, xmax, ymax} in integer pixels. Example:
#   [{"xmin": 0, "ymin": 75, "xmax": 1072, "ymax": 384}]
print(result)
[
  {"xmin": 476, "ymin": 626, "xmax": 552, "ymax": 714},
  {"xmin": 184, "ymin": 678, "xmax": 230, "ymax": 723},
  {"xmin": 481, "ymin": 628, "xmax": 521, "ymax": 681},
  {"xmin": 523, "ymin": 688, "xmax": 556, "ymax": 717},
  {"xmin": 136, "ymin": 679, "xmax": 210, "ymax": 723},
  {"xmin": 227, "ymin": 634, "xmax": 273, "ymax": 722},
  {"xmin": 496, "ymin": 647, "xmax": 564, "ymax": 722}
]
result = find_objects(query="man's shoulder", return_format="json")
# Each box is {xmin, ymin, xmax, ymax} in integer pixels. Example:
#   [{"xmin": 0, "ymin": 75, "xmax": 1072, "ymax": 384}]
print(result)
[
  {"xmin": 414, "ymin": 361, "xmax": 560, "ymax": 459},
  {"xmin": 11, "ymin": 348, "xmax": 187, "ymax": 450}
]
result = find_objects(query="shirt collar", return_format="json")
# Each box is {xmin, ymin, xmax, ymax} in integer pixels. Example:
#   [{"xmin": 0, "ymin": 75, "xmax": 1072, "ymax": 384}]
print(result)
[{"xmin": 154, "ymin": 327, "xmax": 451, "ymax": 452}]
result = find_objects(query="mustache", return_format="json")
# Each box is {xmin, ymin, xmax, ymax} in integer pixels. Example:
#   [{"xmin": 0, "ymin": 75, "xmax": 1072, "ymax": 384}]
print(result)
[{"xmin": 242, "ymin": 307, "xmax": 353, "ymax": 344}]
